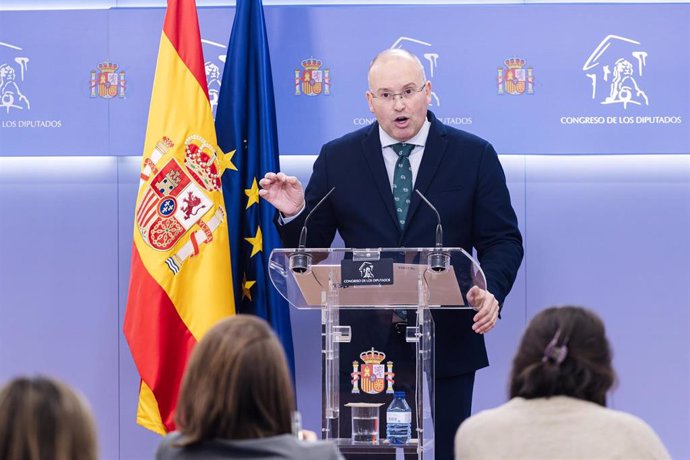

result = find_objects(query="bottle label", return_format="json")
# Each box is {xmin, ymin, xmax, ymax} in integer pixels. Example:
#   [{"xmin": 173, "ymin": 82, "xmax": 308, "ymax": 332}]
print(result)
[{"xmin": 387, "ymin": 412, "xmax": 411, "ymax": 424}]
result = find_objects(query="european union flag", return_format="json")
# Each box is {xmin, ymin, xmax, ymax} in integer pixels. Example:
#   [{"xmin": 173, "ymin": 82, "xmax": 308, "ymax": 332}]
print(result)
[{"xmin": 215, "ymin": 0, "xmax": 295, "ymax": 376}]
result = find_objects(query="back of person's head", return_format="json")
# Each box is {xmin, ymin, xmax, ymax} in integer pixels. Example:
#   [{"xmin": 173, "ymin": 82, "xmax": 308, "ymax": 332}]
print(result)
[
  {"xmin": 175, "ymin": 314, "xmax": 295, "ymax": 443},
  {"xmin": 0, "ymin": 376, "xmax": 98, "ymax": 460},
  {"xmin": 509, "ymin": 305, "xmax": 616, "ymax": 406}
]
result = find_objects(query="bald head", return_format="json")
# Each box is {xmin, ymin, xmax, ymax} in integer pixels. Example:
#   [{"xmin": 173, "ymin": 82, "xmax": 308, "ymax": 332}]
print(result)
[{"xmin": 368, "ymin": 49, "xmax": 426, "ymax": 89}]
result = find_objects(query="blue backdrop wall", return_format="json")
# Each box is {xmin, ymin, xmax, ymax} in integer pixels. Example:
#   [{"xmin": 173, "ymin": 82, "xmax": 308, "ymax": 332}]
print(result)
[{"xmin": 0, "ymin": 3, "xmax": 689, "ymax": 459}]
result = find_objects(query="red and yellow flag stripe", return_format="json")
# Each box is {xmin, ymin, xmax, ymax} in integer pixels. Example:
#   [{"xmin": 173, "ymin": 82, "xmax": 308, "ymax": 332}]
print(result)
[{"xmin": 124, "ymin": 0, "xmax": 235, "ymax": 434}]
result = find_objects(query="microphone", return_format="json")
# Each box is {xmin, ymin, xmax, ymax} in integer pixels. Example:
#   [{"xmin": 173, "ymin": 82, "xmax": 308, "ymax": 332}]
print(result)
[
  {"xmin": 415, "ymin": 189, "xmax": 449, "ymax": 272},
  {"xmin": 289, "ymin": 187, "xmax": 336, "ymax": 274}
]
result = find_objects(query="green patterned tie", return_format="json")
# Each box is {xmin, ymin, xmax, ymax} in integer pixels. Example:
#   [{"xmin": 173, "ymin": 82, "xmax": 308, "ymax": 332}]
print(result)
[
  {"xmin": 391, "ymin": 142, "xmax": 415, "ymax": 229},
  {"xmin": 391, "ymin": 143, "xmax": 415, "ymax": 324}
]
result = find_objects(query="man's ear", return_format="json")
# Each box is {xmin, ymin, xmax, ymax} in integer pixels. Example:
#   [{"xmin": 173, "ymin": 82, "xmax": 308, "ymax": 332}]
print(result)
[
  {"xmin": 425, "ymin": 81, "xmax": 433, "ymax": 106},
  {"xmin": 366, "ymin": 91, "xmax": 375, "ymax": 113}
]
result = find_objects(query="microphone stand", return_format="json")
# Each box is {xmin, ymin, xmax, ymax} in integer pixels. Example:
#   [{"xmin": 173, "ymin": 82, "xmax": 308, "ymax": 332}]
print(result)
[
  {"xmin": 415, "ymin": 189, "xmax": 449, "ymax": 272},
  {"xmin": 289, "ymin": 187, "xmax": 336, "ymax": 274}
]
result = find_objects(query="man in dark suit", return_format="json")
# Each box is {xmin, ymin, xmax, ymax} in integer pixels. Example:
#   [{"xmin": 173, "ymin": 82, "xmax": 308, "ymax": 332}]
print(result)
[{"xmin": 260, "ymin": 49, "xmax": 523, "ymax": 459}]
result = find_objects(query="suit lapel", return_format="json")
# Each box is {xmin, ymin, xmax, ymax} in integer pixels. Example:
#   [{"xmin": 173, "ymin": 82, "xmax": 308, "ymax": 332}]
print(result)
[
  {"xmin": 361, "ymin": 124, "xmax": 400, "ymax": 230},
  {"xmin": 404, "ymin": 115, "xmax": 448, "ymax": 235}
]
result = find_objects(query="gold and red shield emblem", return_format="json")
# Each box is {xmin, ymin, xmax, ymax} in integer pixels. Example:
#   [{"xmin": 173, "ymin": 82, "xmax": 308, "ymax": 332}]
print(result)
[
  {"xmin": 90, "ymin": 62, "xmax": 126, "ymax": 99},
  {"xmin": 136, "ymin": 159, "xmax": 212, "ymax": 251},
  {"xmin": 294, "ymin": 58, "xmax": 330, "ymax": 96},
  {"xmin": 360, "ymin": 363, "xmax": 386, "ymax": 394},
  {"xmin": 351, "ymin": 348, "xmax": 395, "ymax": 395},
  {"xmin": 136, "ymin": 134, "xmax": 222, "ymax": 252},
  {"xmin": 497, "ymin": 58, "xmax": 534, "ymax": 96}
]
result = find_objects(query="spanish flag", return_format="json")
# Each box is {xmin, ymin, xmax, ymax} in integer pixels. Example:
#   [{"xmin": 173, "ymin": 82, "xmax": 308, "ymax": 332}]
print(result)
[{"xmin": 124, "ymin": 0, "xmax": 235, "ymax": 434}]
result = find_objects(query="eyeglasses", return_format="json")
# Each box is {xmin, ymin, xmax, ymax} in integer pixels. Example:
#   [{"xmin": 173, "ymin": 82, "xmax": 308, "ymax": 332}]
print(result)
[{"xmin": 370, "ymin": 82, "xmax": 427, "ymax": 103}]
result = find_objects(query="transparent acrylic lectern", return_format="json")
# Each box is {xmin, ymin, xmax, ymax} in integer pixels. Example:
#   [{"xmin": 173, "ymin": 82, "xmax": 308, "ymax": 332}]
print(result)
[{"xmin": 269, "ymin": 247, "xmax": 486, "ymax": 459}]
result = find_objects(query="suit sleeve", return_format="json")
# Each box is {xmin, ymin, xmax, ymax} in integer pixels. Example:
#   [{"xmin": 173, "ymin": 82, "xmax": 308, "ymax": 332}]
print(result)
[{"xmin": 471, "ymin": 142, "xmax": 523, "ymax": 305}]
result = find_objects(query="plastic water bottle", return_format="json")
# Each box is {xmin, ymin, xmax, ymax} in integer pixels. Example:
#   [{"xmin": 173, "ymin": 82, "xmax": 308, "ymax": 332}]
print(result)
[{"xmin": 386, "ymin": 391, "xmax": 412, "ymax": 445}]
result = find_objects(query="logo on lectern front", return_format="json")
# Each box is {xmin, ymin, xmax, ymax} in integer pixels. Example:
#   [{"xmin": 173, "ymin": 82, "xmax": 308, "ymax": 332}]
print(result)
[{"xmin": 351, "ymin": 348, "xmax": 395, "ymax": 395}]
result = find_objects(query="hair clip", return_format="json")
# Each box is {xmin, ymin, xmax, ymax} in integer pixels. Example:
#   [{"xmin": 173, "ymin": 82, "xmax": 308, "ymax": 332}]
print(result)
[{"xmin": 542, "ymin": 329, "xmax": 568, "ymax": 365}]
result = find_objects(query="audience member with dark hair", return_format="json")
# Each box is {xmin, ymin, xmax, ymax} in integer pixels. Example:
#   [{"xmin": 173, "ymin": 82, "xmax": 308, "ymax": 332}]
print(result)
[
  {"xmin": 156, "ymin": 315, "xmax": 343, "ymax": 460},
  {"xmin": 455, "ymin": 306, "xmax": 670, "ymax": 459},
  {"xmin": 0, "ymin": 376, "xmax": 98, "ymax": 460}
]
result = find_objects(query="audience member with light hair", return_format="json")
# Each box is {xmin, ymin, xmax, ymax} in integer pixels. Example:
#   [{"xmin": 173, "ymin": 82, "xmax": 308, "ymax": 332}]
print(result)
[
  {"xmin": 0, "ymin": 376, "xmax": 98, "ymax": 460},
  {"xmin": 455, "ymin": 306, "xmax": 670, "ymax": 459},
  {"xmin": 156, "ymin": 314, "xmax": 343, "ymax": 460}
]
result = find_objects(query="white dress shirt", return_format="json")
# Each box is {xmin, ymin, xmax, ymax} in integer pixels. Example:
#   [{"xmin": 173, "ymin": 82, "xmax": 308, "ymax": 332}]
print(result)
[{"xmin": 379, "ymin": 119, "xmax": 431, "ymax": 191}]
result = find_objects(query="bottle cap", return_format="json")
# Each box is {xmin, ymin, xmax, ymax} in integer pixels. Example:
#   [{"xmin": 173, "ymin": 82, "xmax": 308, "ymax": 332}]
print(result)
[{"xmin": 394, "ymin": 391, "xmax": 406, "ymax": 398}]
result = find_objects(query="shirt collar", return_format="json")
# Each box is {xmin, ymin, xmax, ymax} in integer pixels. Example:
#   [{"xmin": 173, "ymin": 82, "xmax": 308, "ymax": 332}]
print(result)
[{"xmin": 379, "ymin": 119, "xmax": 431, "ymax": 149}]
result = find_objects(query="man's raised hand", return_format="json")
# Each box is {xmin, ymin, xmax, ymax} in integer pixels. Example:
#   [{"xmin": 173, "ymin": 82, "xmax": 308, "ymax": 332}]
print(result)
[{"xmin": 258, "ymin": 172, "xmax": 305, "ymax": 217}]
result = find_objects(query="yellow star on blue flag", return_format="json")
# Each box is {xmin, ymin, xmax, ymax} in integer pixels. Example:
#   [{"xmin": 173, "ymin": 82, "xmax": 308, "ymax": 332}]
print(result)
[{"xmin": 214, "ymin": 0, "xmax": 295, "ymax": 378}]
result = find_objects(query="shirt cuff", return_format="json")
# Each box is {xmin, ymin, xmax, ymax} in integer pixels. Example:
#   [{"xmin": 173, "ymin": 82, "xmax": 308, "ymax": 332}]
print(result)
[{"xmin": 278, "ymin": 204, "xmax": 305, "ymax": 225}]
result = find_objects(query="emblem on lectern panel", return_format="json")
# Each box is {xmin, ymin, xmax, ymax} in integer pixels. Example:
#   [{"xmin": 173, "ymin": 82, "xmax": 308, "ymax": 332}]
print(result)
[{"xmin": 351, "ymin": 348, "xmax": 395, "ymax": 395}]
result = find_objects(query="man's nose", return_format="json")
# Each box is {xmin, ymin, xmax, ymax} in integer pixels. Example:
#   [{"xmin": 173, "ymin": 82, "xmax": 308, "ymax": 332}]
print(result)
[{"xmin": 392, "ymin": 94, "xmax": 406, "ymax": 109}]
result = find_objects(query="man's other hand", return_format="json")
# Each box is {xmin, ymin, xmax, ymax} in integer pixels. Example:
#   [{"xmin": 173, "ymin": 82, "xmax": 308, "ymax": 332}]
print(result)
[{"xmin": 468, "ymin": 286, "xmax": 499, "ymax": 334}]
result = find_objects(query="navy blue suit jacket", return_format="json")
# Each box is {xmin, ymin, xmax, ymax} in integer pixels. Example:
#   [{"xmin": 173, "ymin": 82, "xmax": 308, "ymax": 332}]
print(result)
[{"xmin": 279, "ymin": 112, "xmax": 523, "ymax": 376}]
